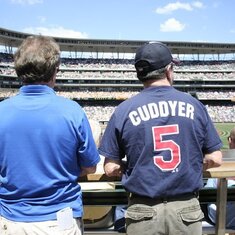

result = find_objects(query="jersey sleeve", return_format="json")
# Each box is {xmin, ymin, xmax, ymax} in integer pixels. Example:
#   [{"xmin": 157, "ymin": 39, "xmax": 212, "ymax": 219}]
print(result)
[
  {"xmin": 202, "ymin": 109, "xmax": 223, "ymax": 153},
  {"xmin": 98, "ymin": 112, "xmax": 125, "ymax": 161}
]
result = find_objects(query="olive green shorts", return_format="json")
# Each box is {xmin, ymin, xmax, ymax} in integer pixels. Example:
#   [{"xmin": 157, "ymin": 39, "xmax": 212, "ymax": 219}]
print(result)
[{"xmin": 126, "ymin": 197, "xmax": 204, "ymax": 235}]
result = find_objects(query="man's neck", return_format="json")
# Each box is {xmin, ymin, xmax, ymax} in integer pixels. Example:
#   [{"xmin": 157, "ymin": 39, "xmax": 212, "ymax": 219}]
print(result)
[{"xmin": 143, "ymin": 78, "xmax": 171, "ymax": 88}]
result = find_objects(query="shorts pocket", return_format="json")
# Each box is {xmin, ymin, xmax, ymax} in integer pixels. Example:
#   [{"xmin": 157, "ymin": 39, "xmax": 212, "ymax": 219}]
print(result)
[
  {"xmin": 125, "ymin": 205, "xmax": 155, "ymax": 221},
  {"xmin": 179, "ymin": 205, "xmax": 204, "ymax": 223}
]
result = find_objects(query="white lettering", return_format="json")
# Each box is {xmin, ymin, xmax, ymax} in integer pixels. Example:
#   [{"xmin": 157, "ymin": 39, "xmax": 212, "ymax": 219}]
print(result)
[
  {"xmin": 178, "ymin": 101, "xmax": 186, "ymax": 117},
  {"xmin": 128, "ymin": 101, "xmax": 195, "ymax": 126},
  {"xmin": 148, "ymin": 103, "xmax": 160, "ymax": 118},
  {"xmin": 168, "ymin": 101, "xmax": 177, "ymax": 116},
  {"xmin": 129, "ymin": 111, "xmax": 141, "ymax": 126},
  {"xmin": 137, "ymin": 105, "xmax": 150, "ymax": 121},
  {"xmin": 159, "ymin": 101, "xmax": 169, "ymax": 117},
  {"xmin": 186, "ymin": 103, "xmax": 194, "ymax": 119}
]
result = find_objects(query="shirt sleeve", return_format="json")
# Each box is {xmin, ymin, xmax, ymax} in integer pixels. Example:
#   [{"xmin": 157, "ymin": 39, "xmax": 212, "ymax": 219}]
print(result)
[
  {"xmin": 202, "ymin": 109, "xmax": 223, "ymax": 153},
  {"xmin": 77, "ymin": 113, "xmax": 101, "ymax": 167},
  {"xmin": 98, "ymin": 113, "xmax": 124, "ymax": 161}
]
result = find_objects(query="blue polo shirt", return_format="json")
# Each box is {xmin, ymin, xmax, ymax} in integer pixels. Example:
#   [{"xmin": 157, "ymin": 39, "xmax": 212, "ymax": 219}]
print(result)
[{"xmin": 0, "ymin": 85, "xmax": 100, "ymax": 222}]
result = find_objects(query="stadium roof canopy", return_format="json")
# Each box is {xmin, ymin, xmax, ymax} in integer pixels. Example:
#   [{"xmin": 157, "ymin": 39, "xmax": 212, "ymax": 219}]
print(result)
[{"xmin": 1, "ymin": 27, "xmax": 235, "ymax": 56}]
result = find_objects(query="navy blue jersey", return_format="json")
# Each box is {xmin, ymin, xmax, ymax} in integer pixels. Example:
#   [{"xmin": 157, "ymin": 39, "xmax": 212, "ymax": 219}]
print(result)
[{"xmin": 99, "ymin": 86, "xmax": 222, "ymax": 198}]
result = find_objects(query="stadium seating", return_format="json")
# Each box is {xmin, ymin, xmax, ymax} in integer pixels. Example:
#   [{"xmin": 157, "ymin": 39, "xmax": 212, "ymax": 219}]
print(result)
[{"xmin": 0, "ymin": 54, "xmax": 235, "ymax": 123}]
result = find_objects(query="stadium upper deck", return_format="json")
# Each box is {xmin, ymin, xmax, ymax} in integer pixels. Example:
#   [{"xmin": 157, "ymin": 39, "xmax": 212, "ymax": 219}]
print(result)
[
  {"xmin": 0, "ymin": 27, "xmax": 235, "ymax": 122},
  {"xmin": 1, "ymin": 27, "xmax": 235, "ymax": 57}
]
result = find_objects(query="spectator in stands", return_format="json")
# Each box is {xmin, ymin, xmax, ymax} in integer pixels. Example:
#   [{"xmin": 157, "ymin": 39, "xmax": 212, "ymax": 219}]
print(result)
[
  {"xmin": 0, "ymin": 35, "xmax": 100, "ymax": 235},
  {"xmin": 98, "ymin": 42, "xmax": 223, "ymax": 235},
  {"xmin": 205, "ymin": 127, "xmax": 235, "ymax": 231},
  {"xmin": 228, "ymin": 127, "xmax": 235, "ymax": 149}
]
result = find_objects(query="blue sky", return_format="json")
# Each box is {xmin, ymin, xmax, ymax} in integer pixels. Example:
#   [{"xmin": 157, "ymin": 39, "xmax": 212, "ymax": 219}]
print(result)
[{"xmin": 0, "ymin": 0, "xmax": 235, "ymax": 43}]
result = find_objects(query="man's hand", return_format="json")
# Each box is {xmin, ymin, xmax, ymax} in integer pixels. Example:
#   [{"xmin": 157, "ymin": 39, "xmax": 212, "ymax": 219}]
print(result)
[
  {"xmin": 104, "ymin": 158, "xmax": 123, "ymax": 177},
  {"xmin": 203, "ymin": 150, "xmax": 222, "ymax": 170},
  {"xmin": 80, "ymin": 165, "xmax": 97, "ymax": 177}
]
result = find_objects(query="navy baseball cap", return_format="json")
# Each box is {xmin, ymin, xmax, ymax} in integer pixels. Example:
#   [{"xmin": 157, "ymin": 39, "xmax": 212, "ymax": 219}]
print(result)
[{"xmin": 135, "ymin": 42, "xmax": 178, "ymax": 79}]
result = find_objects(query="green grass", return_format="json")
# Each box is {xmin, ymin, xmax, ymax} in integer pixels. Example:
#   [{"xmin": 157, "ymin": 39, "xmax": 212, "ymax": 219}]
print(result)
[{"xmin": 215, "ymin": 122, "xmax": 235, "ymax": 149}]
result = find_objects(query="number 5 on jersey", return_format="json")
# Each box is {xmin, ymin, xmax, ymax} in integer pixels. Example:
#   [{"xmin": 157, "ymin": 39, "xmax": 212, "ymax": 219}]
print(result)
[{"xmin": 152, "ymin": 125, "xmax": 181, "ymax": 171}]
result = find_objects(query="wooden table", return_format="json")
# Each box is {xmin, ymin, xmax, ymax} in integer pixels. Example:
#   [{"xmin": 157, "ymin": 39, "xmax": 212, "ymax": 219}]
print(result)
[{"xmin": 203, "ymin": 149, "xmax": 235, "ymax": 235}]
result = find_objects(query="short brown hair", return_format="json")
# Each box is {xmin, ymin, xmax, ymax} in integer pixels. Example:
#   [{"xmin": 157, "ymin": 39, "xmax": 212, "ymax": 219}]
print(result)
[{"xmin": 14, "ymin": 35, "xmax": 60, "ymax": 84}]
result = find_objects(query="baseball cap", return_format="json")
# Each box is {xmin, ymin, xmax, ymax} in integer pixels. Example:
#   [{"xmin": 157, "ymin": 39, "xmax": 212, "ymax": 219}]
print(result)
[{"xmin": 135, "ymin": 42, "xmax": 178, "ymax": 79}]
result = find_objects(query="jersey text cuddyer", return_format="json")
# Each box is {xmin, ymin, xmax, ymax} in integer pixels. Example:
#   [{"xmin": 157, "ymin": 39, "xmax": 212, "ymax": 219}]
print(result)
[{"xmin": 129, "ymin": 100, "xmax": 195, "ymax": 126}]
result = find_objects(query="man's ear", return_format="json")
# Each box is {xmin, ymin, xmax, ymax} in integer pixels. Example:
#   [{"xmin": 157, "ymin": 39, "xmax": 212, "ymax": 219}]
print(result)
[{"xmin": 166, "ymin": 66, "xmax": 173, "ymax": 85}]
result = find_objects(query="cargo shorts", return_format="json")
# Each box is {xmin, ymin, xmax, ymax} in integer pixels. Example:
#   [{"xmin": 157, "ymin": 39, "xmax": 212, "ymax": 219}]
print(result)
[{"xmin": 125, "ymin": 196, "xmax": 204, "ymax": 235}]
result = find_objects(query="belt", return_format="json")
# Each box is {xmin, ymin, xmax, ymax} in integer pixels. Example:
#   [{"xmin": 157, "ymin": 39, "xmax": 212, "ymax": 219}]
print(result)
[{"xmin": 129, "ymin": 192, "xmax": 198, "ymax": 204}]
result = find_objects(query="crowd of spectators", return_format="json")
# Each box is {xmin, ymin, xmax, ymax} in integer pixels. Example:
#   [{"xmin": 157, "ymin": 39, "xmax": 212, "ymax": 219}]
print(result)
[
  {"xmin": 206, "ymin": 105, "xmax": 235, "ymax": 122},
  {"xmin": 1, "ymin": 88, "xmax": 234, "ymax": 101},
  {"xmin": 59, "ymin": 57, "xmax": 235, "ymax": 70},
  {"xmin": 1, "ymin": 53, "xmax": 235, "ymax": 81},
  {"xmin": 174, "ymin": 72, "xmax": 235, "ymax": 80},
  {"xmin": 82, "ymin": 104, "xmax": 235, "ymax": 123},
  {"xmin": 0, "ymin": 52, "xmax": 235, "ymax": 122},
  {"xmin": 197, "ymin": 90, "xmax": 235, "ymax": 99},
  {"xmin": 0, "ymin": 88, "xmax": 234, "ymax": 122},
  {"xmin": 2, "ymin": 67, "xmax": 235, "ymax": 81},
  {"xmin": 56, "ymin": 90, "xmax": 138, "ymax": 100},
  {"xmin": 56, "ymin": 70, "xmax": 136, "ymax": 80}
]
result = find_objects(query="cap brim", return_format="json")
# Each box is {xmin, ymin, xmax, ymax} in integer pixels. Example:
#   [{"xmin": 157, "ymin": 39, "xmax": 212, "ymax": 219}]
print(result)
[{"xmin": 172, "ymin": 58, "xmax": 180, "ymax": 65}]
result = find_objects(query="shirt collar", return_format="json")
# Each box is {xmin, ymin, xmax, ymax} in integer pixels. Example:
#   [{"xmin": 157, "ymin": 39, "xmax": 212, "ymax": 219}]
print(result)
[{"xmin": 19, "ymin": 85, "xmax": 55, "ymax": 96}]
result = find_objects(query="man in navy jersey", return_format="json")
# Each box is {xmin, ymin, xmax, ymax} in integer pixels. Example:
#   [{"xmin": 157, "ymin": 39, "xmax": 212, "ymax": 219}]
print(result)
[{"xmin": 98, "ymin": 42, "xmax": 222, "ymax": 235}]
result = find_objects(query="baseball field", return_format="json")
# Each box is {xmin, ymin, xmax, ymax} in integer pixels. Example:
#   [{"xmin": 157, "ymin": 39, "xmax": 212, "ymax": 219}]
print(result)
[{"xmin": 215, "ymin": 122, "xmax": 235, "ymax": 149}]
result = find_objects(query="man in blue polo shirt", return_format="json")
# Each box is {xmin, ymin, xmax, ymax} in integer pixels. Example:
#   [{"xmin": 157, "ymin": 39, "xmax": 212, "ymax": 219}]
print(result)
[{"xmin": 0, "ymin": 35, "xmax": 100, "ymax": 235}]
